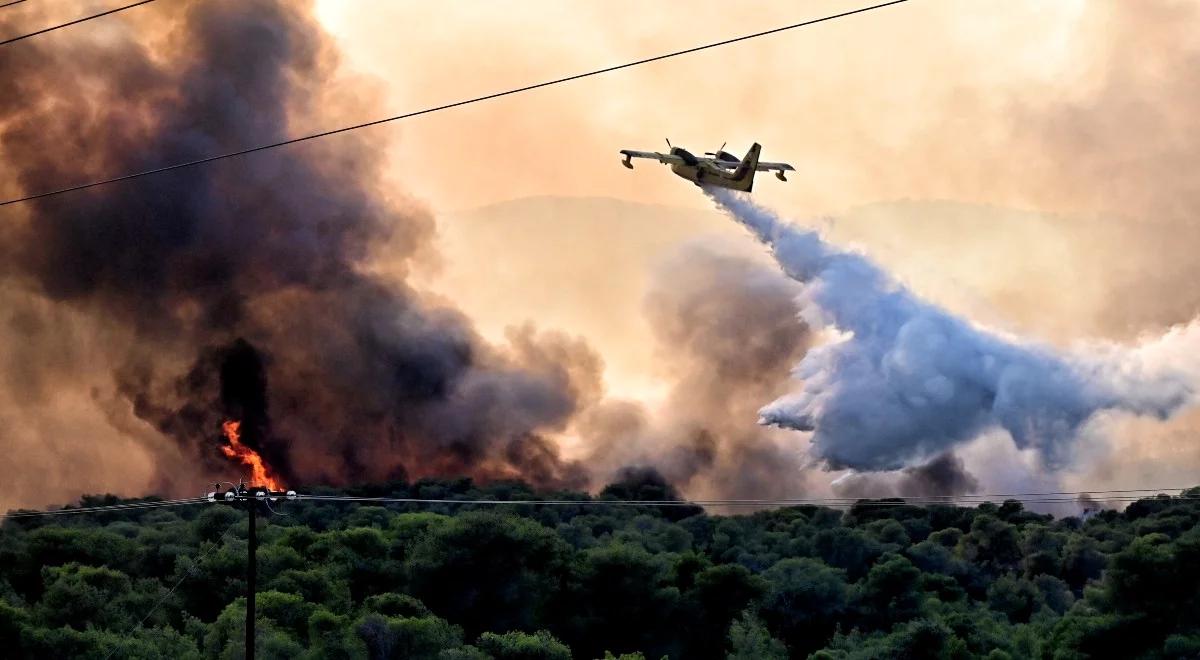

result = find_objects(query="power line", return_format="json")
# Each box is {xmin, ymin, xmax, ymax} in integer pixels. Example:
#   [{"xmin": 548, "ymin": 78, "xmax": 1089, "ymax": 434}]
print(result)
[
  {"xmin": 1, "ymin": 497, "xmax": 206, "ymax": 518},
  {"xmin": 296, "ymin": 486, "xmax": 1195, "ymax": 503},
  {"xmin": 0, "ymin": 1, "xmax": 29, "ymax": 10},
  {"xmin": 292, "ymin": 496, "xmax": 1198, "ymax": 509},
  {"xmin": 1, "ymin": 496, "xmax": 208, "ymax": 520},
  {"xmin": 264, "ymin": 488, "xmax": 1199, "ymax": 510},
  {"xmin": 298, "ymin": 486, "xmax": 1195, "ymax": 501},
  {"xmin": 5, "ymin": 484, "xmax": 1190, "ymax": 520},
  {"xmin": 0, "ymin": 0, "xmax": 909, "ymax": 208},
  {"xmin": 0, "ymin": 0, "xmax": 158, "ymax": 47},
  {"xmin": 0, "ymin": 487, "xmax": 1190, "ymax": 527}
]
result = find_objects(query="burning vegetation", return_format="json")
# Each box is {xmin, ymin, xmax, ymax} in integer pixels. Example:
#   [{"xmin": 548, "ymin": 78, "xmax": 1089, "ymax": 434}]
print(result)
[{"xmin": 220, "ymin": 420, "xmax": 282, "ymax": 491}]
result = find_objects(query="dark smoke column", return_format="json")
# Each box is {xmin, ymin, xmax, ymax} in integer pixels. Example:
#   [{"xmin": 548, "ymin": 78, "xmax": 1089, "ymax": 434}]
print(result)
[{"xmin": 0, "ymin": 0, "xmax": 591, "ymax": 492}]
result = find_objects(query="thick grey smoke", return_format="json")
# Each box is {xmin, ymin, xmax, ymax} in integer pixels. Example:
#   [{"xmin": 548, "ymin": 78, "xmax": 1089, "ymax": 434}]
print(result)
[
  {"xmin": 581, "ymin": 241, "xmax": 814, "ymax": 499},
  {"xmin": 708, "ymin": 188, "xmax": 1200, "ymax": 472},
  {"xmin": 0, "ymin": 0, "xmax": 599, "ymax": 499},
  {"xmin": 831, "ymin": 453, "xmax": 980, "ymax": 500}
]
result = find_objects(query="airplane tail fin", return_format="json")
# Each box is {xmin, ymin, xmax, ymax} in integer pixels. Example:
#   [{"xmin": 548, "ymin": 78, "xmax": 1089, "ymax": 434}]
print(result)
[{"xmin": 729, "ymin": 143, "xmax": 761, "ymax": 192}]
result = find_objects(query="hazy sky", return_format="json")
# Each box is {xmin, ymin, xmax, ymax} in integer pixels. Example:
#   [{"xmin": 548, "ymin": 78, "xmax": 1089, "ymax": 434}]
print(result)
[
  {"xmin": 299, "ymin": 0, "xmax": 1146, "ymax": 390},
  {"xmin": 306, "ymin": 0, "xmax": 1200, "ymax": 500},
  {"xmin": 307, "ymin": 0, "xmax": 1099, "ymax": 393},
  {"xmin": 312, "ymin": 0, "xmax": 1091, "ymax": 215},
  {"xmin": 3, "ymin": 0, "xmax": 1199, "ymax": 508}
]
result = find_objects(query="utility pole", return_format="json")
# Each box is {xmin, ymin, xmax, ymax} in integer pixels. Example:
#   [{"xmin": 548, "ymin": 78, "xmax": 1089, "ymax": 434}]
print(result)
[
  {"xmin": 246, "ymin": 492, "xmax": 257, "ymax": 660},
  {"xmin": 209, "ymin": 484, "xmax": 295, "ymax": 660}
]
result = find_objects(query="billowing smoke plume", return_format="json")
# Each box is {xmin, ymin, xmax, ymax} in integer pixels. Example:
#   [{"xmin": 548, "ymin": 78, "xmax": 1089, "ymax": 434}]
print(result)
[
  {"xmin": 0, "ymin": 0, "xmax": 598, "ymax": 496},
  {"xmin": 580, "ymin": 241, "xmax": 814, "ymax": 499},
  {"xmin": 831, "ymin": 453, "xmax": 980, "ymax": 500},
  {"xmin": 709, "ymin": 188, "xmax": 1200, "ymax": 472}
]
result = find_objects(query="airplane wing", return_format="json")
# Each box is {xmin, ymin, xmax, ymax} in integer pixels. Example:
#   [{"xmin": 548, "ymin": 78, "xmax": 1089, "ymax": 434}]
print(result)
[
  {"xmin": 708, "ymin": 159, "xmax": 795, "ymax": 172},
  {"xmin": 619, "ymin": 149, "xmax": 686, "ymax": 167}
]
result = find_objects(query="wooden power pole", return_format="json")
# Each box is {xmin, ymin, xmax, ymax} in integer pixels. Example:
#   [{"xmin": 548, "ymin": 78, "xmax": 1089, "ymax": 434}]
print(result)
[
  {"xmin": 246, "ymin": 494, "xmax": 257, "ymax": 660},
  {"xmin": 209, "ymin": 485, "xmax": 294, "ymax": 660}
]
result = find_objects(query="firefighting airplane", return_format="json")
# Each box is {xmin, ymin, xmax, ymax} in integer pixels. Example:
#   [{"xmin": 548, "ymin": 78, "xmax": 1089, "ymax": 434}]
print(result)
[{"xmin": 619, "ymin": 140, "xmax": 795, "ymax": 192}]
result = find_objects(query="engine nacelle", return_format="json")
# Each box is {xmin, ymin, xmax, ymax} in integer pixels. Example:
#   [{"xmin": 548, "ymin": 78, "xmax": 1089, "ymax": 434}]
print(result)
[
  {"xmin": 621, "ymin": 154, "xmax": 633, "ymax": 169},
  {"xmin": 775, "ymin": 170, "xmax": 788, "ymax": 182}
]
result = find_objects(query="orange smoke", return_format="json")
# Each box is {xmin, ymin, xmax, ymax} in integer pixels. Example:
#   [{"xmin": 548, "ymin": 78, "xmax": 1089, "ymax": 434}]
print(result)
[{"xmin": 220, "ymin": 420, "xmax": 283, "ymax": 490}]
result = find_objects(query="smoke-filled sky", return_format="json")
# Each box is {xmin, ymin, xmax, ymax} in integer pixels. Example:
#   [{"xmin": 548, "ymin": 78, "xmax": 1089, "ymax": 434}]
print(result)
[{"xmin": 2, "ymin": 0, "xmax": 1200, "ymax": 510}]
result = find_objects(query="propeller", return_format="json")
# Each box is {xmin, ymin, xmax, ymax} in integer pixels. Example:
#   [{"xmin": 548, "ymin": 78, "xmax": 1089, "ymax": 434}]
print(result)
[
  {"xmin": 665, "ymin": 138, "xmax": 673, "ymax": 149},
  {"xmin": 704, "ymin": 141, "xmax": 728, "ymax": 158}
]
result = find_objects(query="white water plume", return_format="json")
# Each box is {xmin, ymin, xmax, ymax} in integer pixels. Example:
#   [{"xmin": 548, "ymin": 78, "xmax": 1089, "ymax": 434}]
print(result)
[{"xmin": 708, "ymin": 188, "xmax": 1200, "ymax": 471}]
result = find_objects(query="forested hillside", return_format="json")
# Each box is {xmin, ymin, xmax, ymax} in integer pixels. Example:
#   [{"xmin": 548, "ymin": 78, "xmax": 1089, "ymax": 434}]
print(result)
[{"xmin": 2, "ymin": 474, "xmax": 1198, "ymax": 659}]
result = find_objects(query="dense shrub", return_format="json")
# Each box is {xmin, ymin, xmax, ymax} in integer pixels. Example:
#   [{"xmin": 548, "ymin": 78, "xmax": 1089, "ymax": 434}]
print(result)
[{"xmin": 1, "ymin": 479, "xmax": 1197, "ymax": 658}]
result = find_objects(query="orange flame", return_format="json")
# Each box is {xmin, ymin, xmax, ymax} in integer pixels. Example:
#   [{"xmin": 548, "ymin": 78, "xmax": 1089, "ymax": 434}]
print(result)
[{"xmin": 220, "ymin": 420, "xmax": 282, "ymax": 491}]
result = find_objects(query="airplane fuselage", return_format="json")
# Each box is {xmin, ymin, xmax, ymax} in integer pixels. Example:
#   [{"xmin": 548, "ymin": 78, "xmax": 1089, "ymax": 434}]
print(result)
[
  {"xmin": 618, "ymin": 142, "xmax": 783, "ymax": 193},
  {"xmin": 666, "ymin": 146, "xmax": 757, "ymax": 192},
  {"xmin": 669, "ymin": 161, "xmax": 732, "ymax": 184}
]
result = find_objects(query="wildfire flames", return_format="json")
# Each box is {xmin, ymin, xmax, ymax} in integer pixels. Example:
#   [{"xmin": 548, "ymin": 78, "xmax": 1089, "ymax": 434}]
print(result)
[{"xmin": 220, "ymin": 420, "xmax": 283, "ymax": 490}]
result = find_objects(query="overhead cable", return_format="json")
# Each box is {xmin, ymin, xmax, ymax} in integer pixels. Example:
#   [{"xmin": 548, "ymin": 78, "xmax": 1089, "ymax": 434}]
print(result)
[
  {"xmin": 0, "ymin": 0, "xmax": 159, "ymax": 47},
  {"xmin": 266, "ymin": 489, "xmax": 1200, "ymax": 509},
  {"xmin": 0, "ymin": 0, "xmax": 909, "ymax": 207},
  {"xmin": 8, "ymin": 485, "xmax": 1192, "ymax": 519},
  {"xmin": 1, "ymin": 496, "xmax": 208, "ymax": 519}
]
